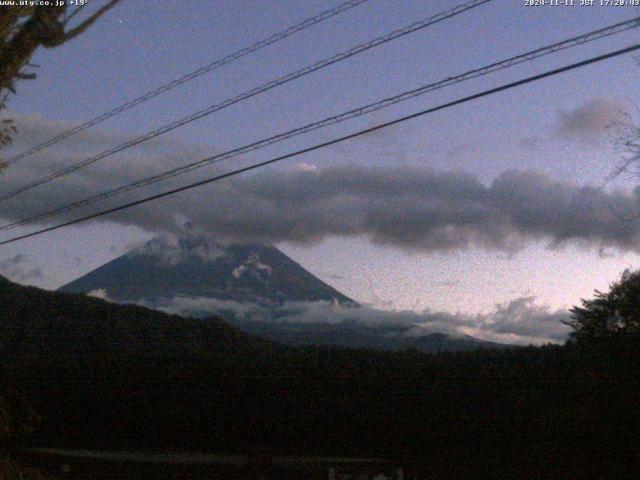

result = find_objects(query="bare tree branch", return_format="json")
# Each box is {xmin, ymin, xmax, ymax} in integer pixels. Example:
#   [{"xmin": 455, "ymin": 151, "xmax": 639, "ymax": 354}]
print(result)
[
  {"xmin": 14, "ymin": 72, "xmax": 36, "ymax": 80},
  {"xmin": 52, "ymin": 0, "xmax": 123, "ymax": 46},
  {"xmin": 62, "ymin": 4, "xmax": 87, "ymax": 27},
  {"xmin": 0, "ymin": 1, "xmax": 123, "ymax": 161},
  {"xmin": 0, "ymin": 6, "xmax": 65, "ymax": 89}
]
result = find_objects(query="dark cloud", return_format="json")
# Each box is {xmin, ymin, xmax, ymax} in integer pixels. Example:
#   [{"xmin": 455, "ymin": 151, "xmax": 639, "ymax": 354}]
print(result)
[
  {"xmin": 0, "ymin": 254, "xmax": 42, "ymax": 284},
  {"xmin": 3, "ymin": 115, "xmax": 640, "ymax": 254},
  {"xmin": 557, "ymin": 97, "xmax": 629, "ymax": 145},
  {"xmin": 519, "ymin": 136, "xmax": 542, "ymax": 151}
]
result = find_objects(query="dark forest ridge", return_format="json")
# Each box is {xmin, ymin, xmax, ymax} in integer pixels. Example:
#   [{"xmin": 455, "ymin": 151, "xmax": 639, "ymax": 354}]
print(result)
[
  {"xmin": 0, "ymin": 273, "xmax": 271, "ymax": 361},
  {"xmin": 1, "ymin": 272, "xmax": 640, "ymax": 477}
]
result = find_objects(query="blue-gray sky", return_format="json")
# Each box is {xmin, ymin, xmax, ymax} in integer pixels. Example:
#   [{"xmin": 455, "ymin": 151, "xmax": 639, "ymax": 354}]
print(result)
[{"xmin": 1, "ymin": 0, "xmax": 640, "ymax": 343}]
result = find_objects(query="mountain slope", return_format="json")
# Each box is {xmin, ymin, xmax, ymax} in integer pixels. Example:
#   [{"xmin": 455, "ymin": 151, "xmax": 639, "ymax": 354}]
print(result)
[
  {"xmin": 0, "ymin": 274, "xmax": 269, "ymax": 361},
  {"xmin": 55, "ymin": 235, "xmax": 506, "ymax": 352},
  {"xmin": 58, "ymin": 236, "xmax": 355, "ymax": 306}
]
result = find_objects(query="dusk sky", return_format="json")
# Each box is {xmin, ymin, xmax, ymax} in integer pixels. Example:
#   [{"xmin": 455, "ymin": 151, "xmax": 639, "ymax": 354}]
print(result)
[{"xmin": 2, "ymin": 0, "xmax": 640, "ymax": 344}]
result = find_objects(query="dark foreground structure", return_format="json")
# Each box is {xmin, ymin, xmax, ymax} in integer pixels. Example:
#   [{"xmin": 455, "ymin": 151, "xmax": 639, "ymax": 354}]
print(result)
[{"xmin": 13, "ymin": 449, "xmax": 407, "ymax": 480}]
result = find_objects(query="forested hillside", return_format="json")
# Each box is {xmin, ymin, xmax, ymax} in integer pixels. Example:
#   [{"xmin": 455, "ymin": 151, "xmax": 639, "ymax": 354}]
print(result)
[
  {"xmin": 2, "ymin": 275, "xmax": 639, "ymax": 478},
  {"xmin": 0, "ymin": 274, "xmax": 269, "ymax": 360}
]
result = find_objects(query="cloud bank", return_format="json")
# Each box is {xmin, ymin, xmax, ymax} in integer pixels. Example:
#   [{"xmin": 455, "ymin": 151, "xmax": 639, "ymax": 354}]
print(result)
[
  {"xmin": 145, "ymin": 294, "xmax": 570, "ymax": 346},
  {"xmin": 3, "ymin": 113, "xmax": 640, "ymax": 255}
]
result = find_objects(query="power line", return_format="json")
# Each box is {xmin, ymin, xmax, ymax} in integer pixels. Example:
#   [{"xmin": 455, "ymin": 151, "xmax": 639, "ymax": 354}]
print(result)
[
  {"xmin": 3, "ymin": 17, "xmax": 638, "ymax": 232},
  {"xmin": 0, "ymin": 0, "xmax": 492, "ymax": 203},
  {"xmin": 1, "ymin": 42, "xmax": 638, "ymax": 248},
  {"xmin": 3, "ymin": 0, "xmax": 372, "ymax": 167}
]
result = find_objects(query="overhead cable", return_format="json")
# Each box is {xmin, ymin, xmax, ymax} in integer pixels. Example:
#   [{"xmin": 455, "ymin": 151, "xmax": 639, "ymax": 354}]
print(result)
[
  {"xmin": 2, "ymin": 42, "xmax": 638, "ymax": 247},
  {"xmin": 3, "ymin": 17, "xmax": 637, "ymax": 231},
  {"xmin": 0, "ymin": 0, "xmax": 492, "ymax": 201},
  {"xmin": 3, "ymin": 0, "xmax": 373, "ymax": 167}
]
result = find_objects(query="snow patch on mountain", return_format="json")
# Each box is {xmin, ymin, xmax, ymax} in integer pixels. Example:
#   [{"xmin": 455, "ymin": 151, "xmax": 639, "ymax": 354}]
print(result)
[
  {"xmin": 87, "ymin": 288, "xmax": 109, "ymax": 300},
  {"xmin": 231, "ymin": 253, "xmax": 272, "ymax": 280}
]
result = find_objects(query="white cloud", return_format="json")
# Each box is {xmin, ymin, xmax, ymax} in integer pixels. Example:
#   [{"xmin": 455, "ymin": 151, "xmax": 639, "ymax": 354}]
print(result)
[
  {"xmin": 148, "ymin": 295, "xmax": 570, "ymax": 346},
  {"xmin": 127, "ymin": 232, "xmax": 224, "ymax": 266},
  {"xmin": 293, "ymin": 162, "xmax": 318, "ymax": 172},
  {"xmin": 557, "ymin": 97, "xmax": 629, "ymax": 146}
]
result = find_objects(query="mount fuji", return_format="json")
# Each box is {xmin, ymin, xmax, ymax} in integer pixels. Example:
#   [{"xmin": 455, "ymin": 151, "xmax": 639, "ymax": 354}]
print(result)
[
  {"xmin": 59, "ymin": 235, "xmax": 505, "ymax": 352},
  {"xmin": 59, "ymin": 235, "xmax": 355, "ymax": 308}
]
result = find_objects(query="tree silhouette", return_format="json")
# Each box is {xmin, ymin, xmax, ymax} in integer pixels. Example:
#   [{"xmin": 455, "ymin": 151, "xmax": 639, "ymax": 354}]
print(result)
[
  {"xmin": 0, "ymin": 1, "xmax": 122, "ymax": 93},
  {"xmin": 565, "ymin": 269, "xmax": 640, "ymax": 346},
  {"xmin": 0, "ymin": 1, "xmax": 123, "ymax": 165}
]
